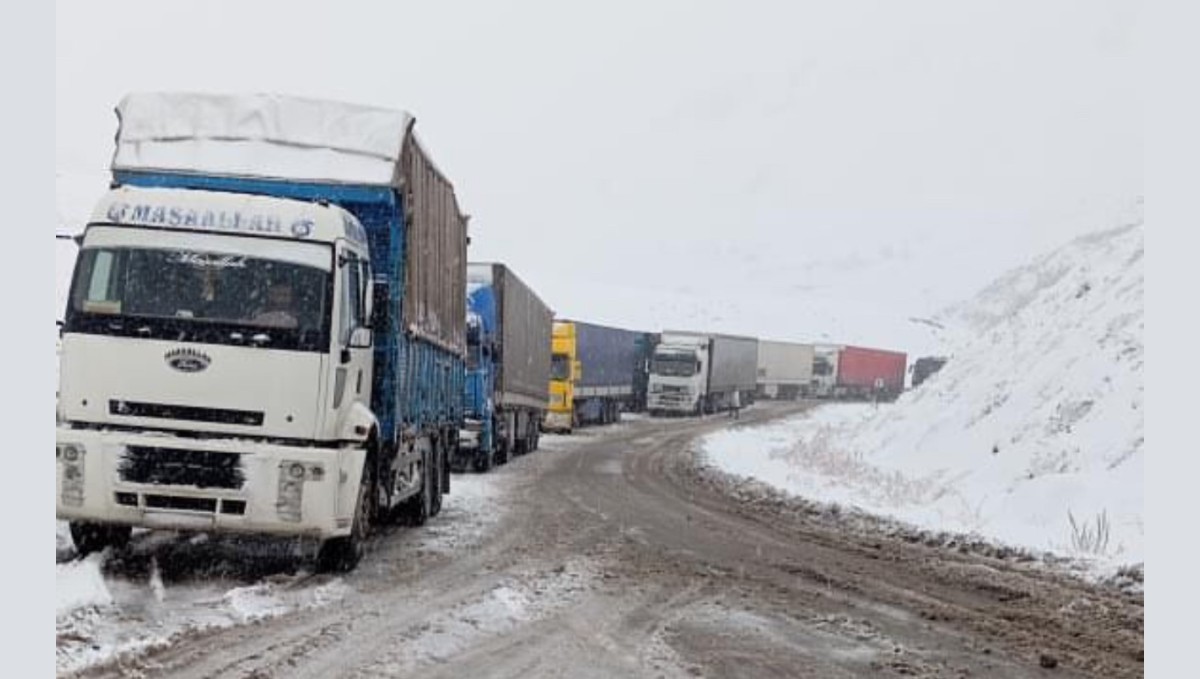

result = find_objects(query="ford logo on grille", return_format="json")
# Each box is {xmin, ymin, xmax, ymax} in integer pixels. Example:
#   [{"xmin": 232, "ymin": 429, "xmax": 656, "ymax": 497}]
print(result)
[{"xmin": 165, "ymin": 348, "xmax": 211, "ymax": 373}]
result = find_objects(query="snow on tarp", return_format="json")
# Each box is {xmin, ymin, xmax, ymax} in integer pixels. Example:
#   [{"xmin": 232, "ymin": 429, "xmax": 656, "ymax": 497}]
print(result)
[
  {"xmin": 111, "ymin": 93, "xmax": 469, "ymax": 356},
  {"xmin": 703, "ymin": 208, "xmax": 1144, "ymax": 573},
  {"xmin": 113, "ymin": 92, "xmax": 415, "ymax": 186}
]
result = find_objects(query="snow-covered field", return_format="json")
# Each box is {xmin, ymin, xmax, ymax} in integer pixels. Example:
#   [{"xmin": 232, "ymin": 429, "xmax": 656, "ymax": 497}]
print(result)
[{"xmin": 702, "ymin": 213, "xmax": 1143, "ymax": 574}]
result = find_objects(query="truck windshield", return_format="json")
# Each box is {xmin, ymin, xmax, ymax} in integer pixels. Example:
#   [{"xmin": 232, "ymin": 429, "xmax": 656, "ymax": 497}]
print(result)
[
  {"xmin": 813, "ymin": 356, "xmax": 833, "ymax": 376},
  {"xmin": 550, "ymin": 353, "xmax": 570, "ymax": 381},
  {"xmin": 652, "ymin": 354, "xmax": 698, "ymax": 377},
  {"xmin": 65, "ymin": 245, "xmax": 331, "ymax": 351}
]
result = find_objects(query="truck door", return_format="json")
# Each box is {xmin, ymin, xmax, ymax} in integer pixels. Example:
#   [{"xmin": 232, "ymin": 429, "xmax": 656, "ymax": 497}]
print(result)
[{"xmin": 330, "ymin": 245, "xmax": 374, "ymax": 433}]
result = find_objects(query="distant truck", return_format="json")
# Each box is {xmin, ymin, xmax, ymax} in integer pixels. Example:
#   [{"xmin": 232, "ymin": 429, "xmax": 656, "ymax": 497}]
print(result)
[
  {"xmin": 810, "ymin": 344, "xmax": 842, "ymax": 398},
  {"xmin": 544, "ymin": 320, "xmax": 644, "ymax": 432},
  {"xmin": 756, "ymin": 340, "xmax": 815, "ymax": 400},
  {"xmin": 56, "ymin": 93, "xmax": 467, "ymax": 571},
  {"xmin": 911, "ymin": 355, "xmax": 948, "ymax": 388},
  {"xmin": 647, "ymin": 331, "xmax": 758, "ymax": 415},
  {"xmin": 457, "ymin": 263, "xmax": 553, "ymax": 472},
  {"xmin": 822, "ymin": 345, "xmax": 907, "ymax": 400}
]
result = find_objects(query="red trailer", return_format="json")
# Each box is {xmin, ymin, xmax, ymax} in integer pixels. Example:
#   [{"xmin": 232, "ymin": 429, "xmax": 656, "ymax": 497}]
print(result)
[{"xmin": 835, "ymin": 346, "xmax": 907, "ymax": 400}]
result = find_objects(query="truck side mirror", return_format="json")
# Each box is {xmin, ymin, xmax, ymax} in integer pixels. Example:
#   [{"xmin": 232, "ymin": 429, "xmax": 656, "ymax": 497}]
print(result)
[
  {"xmin": 361, "ymin": 284, "xmax": 372, "ymax": 326},
  {"xmin": 361, "ymin": 264, "xmax": 373, "ymax": 325},
  {"xmin": 572, "ymin": 360, "xmax": 582, "ymax": 381},
  {"xmin": 56, "ymin": 233, "xmax": 83, "ymax": 247}
]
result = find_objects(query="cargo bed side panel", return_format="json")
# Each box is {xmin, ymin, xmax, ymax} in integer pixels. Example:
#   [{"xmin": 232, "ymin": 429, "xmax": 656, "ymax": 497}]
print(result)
[
  {"xmin": 575, "ymin": 322, "xmax": 641, "ymax": 390},
  {"xmin": 708, "ymin": 335, "xmax": 760, "ymax": 393},
  {"xmin": 495, "ymin": 265, "xmax": 553, "ymax": 408},
  {"xmin": 401, "ymin": 136, "xmax": 468, "ymax": 357}
]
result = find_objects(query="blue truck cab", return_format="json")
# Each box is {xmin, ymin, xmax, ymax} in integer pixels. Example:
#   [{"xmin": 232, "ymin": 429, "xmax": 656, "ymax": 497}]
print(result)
[{"xmin": 456, "ymin": 263, "xmax": 552, "ymax": 471}]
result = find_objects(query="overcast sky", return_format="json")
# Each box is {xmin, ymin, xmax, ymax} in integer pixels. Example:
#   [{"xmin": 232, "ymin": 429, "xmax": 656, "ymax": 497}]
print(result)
[{"xmin": 56, "ymin": 0, "xmax": 1140, "ymax": 355}]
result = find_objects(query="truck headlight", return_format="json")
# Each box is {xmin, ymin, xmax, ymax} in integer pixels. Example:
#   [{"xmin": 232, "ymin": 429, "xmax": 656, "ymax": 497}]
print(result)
[
  {"xmin": 58, "ymin": 444, "xmax": 85, "ymax": 507},
  {"xmin": 276, "ymin": 460, "xmax": 316, "ymax": 522},
  {"xmin": 58, "ymin": 443, "xmax": 82, "ymax": 462}
]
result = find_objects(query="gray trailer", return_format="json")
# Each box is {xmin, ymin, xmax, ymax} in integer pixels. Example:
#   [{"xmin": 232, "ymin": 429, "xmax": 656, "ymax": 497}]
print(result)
[
  {"xmin": 707, "ymin": 333, "xmax": 760, "ymax": 400},
  {"xmin": 459, "ymin": 263, "xmax": 553, "ymax": 470},
  {"xmin": 491, "ymin": 264, "xmax": 552, "ymax": 410},
  {"xmin": 756, "ymin": 340, "xmax": 815, "ymax": 399}
]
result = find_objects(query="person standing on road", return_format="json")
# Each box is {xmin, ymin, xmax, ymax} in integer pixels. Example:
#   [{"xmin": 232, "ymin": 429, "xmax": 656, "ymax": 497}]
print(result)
[{"xmin": 729, "ymin": 389, "xmax": 741, "ymax": 419}]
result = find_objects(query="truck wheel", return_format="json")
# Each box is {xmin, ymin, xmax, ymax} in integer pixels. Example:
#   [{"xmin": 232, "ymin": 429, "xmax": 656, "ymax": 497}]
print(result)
[
  {"xmin": 442, "ymin": 435, "xmax": 452, "ymax": 495},
  {"xmin": 400, "ymin": 447, "xmax": 433, "ymax": 526},
  {"xmin": 430, "ymin": 442, "xmax": 444, "ymax": 517},
  {"xmin": 317, "ymin": 460, "xmax": 375, "ymax": 572},
  {"xmin": 475, "ymin": 446, "xmax": 494, "ymax": 473},
  {"xmin": 69, "ymin": 522, "xmax": 131, "ymax": 557}
]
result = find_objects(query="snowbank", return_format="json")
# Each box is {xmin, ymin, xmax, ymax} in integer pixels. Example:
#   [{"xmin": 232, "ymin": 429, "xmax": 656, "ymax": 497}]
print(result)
[
  {"xmin": 702, "ymin": 213, "xmax": 1143, "ymax": 572},
  {"xmin": 56, "ymin": 554, "xmax": 113, "ymax": 616}
]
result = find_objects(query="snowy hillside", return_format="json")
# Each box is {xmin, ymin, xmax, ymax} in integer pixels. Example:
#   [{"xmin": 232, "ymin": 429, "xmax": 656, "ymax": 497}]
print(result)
[{"xmin": 702, "ymin": 210, "xmax": 1144, "ymax": 571}]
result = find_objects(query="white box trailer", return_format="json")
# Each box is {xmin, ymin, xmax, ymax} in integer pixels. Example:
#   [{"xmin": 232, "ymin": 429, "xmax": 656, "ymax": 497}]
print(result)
[{"xmin": 756, "ymin": 340, "xmax": 815, "ymax": 399}]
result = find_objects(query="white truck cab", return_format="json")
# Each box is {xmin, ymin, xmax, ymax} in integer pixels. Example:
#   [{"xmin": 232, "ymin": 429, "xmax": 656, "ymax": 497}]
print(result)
[
  {"xmin": 646, "ymin": 334, "xmax": 710, "ymax": 415},
  {"xmin": 57, "ymin": 186, "xmax": 378, "ymax": 561}
]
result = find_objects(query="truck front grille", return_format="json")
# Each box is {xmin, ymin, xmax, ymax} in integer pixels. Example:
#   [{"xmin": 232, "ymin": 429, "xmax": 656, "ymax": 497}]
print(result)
[
  {"xmin": 144, "ymin": 494, "xmax": 218, "ymax": 513},
  {"xmin": 119, "ymin": 446, "xmax": 245, "ymax": 489},
  {"xmin": 109, "ymin": 400, "xmax": 264, "ymax": 427}
]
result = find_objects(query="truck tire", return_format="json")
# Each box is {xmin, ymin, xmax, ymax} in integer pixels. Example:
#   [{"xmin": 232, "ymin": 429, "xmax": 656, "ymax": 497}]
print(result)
[
  {"xmin": 430, "ymin": 441, "xmax": 445, "ymax": 517},
  {"xmin": 475, "ymin": 446, "xmax": 494, "ymax": 473},
  {"xmin": 442, "ymin": 433, "xmax": 452, "ymax": 495},
  {"xmin": 497, "ymin": 436, "xmax": 510, "ymax": 466},
  {"xmin": 317, "ymin": 460, "xmax": 375, "ymax": 572},
  {"xmin": 400, "ymin": 446, "xmax": 433, "ymax": 526},
  {"xmin": 69, "ymin": 522, "xmax": 131, "ymax": 557}
]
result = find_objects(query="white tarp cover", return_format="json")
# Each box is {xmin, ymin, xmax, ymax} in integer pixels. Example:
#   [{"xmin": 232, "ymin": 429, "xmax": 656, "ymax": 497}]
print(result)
[{"xmin": 113, "ymin": 93, "xmax": 415, "ymax": 186}]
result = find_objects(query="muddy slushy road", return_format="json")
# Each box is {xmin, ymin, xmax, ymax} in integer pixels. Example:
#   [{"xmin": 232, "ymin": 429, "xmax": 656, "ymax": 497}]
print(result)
[{"xmin": 78, "ymin": 402, "xmax": 1143, "ymax": 678}]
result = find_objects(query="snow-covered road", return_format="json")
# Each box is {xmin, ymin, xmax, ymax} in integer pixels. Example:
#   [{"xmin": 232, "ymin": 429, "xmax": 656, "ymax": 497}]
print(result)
[
  {"xmin": 55, "ymin": 464, "xmax": 518, "ymax": 675},
  {"xmin": 57, "ymin": 407, "xmax": 1142, "ymax": 679}
]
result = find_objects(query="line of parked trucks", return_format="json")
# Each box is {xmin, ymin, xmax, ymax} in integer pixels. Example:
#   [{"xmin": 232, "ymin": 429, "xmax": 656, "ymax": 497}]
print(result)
[{"xmin": 55, "ymin": 93, "xmax": 920, "ymax": 571}]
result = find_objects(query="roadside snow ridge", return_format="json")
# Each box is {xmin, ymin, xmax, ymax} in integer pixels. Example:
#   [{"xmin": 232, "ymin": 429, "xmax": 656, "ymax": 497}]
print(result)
[{"xmin": 704, "ymin": 208, "xmax": 1143, "ymax": 571}]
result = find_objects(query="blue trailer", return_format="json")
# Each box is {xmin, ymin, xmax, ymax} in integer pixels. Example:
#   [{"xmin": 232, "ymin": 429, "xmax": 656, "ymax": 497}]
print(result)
[
  {"xmin": 545, "ymin": 320, "xmax": 645, "ymax": 431},
  {"xmin": 57, "ymin": 93, "xmax": 467, "ymax": 571},
  {"xmin": 457, "ymin": 263, "xmax": 552, "ymax": 471}
]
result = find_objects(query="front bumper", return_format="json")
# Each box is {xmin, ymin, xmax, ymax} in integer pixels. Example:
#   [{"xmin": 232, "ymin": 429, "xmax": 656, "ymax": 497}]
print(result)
[
  {"xmin": 647, "ymin": 392, "xmax": 697, "ymax": 413},
  {"xmin": 542, "ymin": 410, "xmax": 572, "ymax": 432},
  {"xmin": 55, "ymin": 426, "xmax": 366, "ymax": 539}
]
